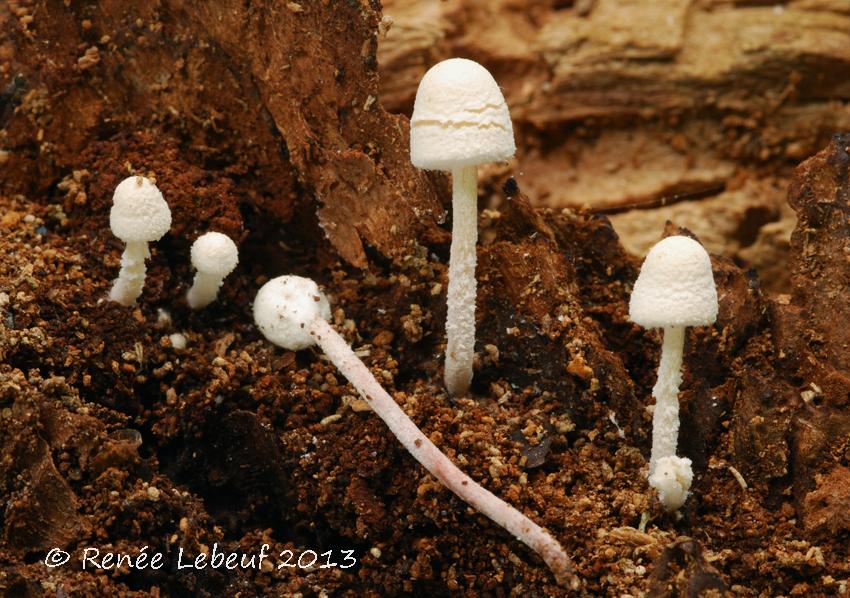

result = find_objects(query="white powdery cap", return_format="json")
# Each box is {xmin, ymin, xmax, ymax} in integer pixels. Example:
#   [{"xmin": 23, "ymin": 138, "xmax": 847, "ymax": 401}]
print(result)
[
  {"xmin": 191, "ymin": 232, "xmax": 239, "ymax": 277},
  {"xmin": 109, "ymin": 176, "xmax": 172, "ymax": 243},
  {"xmin": 410, "ymin": 58, "xmax": 515, "ymax": 170},
  {"xmin": 629, "ymin": 235, "xmax": 718, "ymax": 328},
  {"xmin": 253, "ymin": 275, "xmax": 331, "ymax": 351}
]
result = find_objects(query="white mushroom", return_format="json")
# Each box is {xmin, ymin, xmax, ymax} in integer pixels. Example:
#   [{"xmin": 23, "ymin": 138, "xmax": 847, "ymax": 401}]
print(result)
[
  {"xmin": 410, "ymin": 58, "xmax": 515, "ymax": 397},
  {"xmin": 648, "ymin": 455, "xmax": 694, "ymax": 512},
  {"xmin": 253, "ymin": 276, "xmax": 331, "ymax": 352},
  {"xmin": 186, "ymin": 232, "xmax": 239, "ymax": 309},
  {"xmin": 108, "ymin": 176, "xmax": 172, "ymax": 306},
  {"xmin": 629, "ymin": 235, "xmax": 718, "ymax": 511},
  {"xmin": 253, "ymin": 275, "xmax": 577, "ymax": 588}
]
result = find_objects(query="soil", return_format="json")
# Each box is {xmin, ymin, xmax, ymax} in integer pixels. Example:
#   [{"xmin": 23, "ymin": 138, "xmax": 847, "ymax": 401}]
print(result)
[{"xmin": 1, "ymin": 1, "xmax": 850, "ymax": 597}]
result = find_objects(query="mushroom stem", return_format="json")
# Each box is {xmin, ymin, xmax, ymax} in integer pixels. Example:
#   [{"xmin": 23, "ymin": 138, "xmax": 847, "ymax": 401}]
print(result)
[
  {"xmin": 445, "ymin": 165, "xmax": 478, "ymax": 397},
  {"xmin": 187, "ymin": 271, "xmax": 222, "ymax": 310},
  {"xmin": 649, "ymin": 325, "xmax": 685, "ymax": 475},
  {"xmin": 109, "ymin": 240, "xmax": 150, "ymax": 306},
  {"xmin": 309, "ymin": 316, "xmax": 578, "ymax": 588}
]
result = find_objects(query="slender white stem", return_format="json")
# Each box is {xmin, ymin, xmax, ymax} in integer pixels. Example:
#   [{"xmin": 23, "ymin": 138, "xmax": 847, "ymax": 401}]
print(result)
[
  {"xmin": 648, "ymin": 325, "xmax": 685, "ymax": 476},
  {"xmin": 445, "ymin": 165, "xmax": 478, "ymax": 397},
  {"xmin": 186, "ymin": 271, "xmax": 223, "ymax": 309},
  {"xmin": 109, "ymin": 240, "xmax": 150, "ymax": 306},
  {"xmin": 310, "ymin": 318, "xmax": 578, "ymax": 588}
]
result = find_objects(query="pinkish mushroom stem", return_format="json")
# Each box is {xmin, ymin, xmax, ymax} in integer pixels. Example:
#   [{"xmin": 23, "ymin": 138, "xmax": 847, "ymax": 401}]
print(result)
[
  {"xmin": 253, "ymin": 276, "xmax": 578, "ymax": 586},
  {"xmin": 309, "ymin": 316, "xmax": 578, "ymax": 588}
]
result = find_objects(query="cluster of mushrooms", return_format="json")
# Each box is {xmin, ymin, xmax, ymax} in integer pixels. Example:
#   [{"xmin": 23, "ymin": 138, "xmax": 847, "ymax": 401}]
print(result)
[
  {"xmin": 108, "ymin": 175, "xmax": 238, "ymax": 310},
  {"xmin": 106, "ymin": 58, "xmax": 719, "ymax": 588}
]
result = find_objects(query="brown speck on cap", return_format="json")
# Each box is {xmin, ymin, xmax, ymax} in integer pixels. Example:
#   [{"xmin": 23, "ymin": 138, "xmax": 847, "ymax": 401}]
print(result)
[{"xmin": 414, "ymin": 439, "xmax": 422, "ymax": 447}]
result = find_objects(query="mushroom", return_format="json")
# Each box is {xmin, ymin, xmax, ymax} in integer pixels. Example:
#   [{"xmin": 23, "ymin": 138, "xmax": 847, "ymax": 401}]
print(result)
[
  {"xmin": 410, "ymin": 58, "xmax": 515, "ymax": 397},
  {"xmin": 649, "ymin": 455, "xmax": 694, "ymax": 512},
  {"xmin": 108, "ymin": 175, "xmax": 172, "ymax": 306},
  {"xmin": 186, "ymin": 232, "xmax": 239, "ymax": 309},
  {"xmin": 628, "ymin": 235, "xmax": 717, "ymax": 511},
  {"xmin": 253, "ymin": 275, "xmax": 577, "ymax": 588}
]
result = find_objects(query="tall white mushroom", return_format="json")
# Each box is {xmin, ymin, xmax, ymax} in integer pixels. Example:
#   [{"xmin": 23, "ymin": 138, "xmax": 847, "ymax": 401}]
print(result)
[
  {"xmin": 186, "ymin": 232, "xmax": 239, "ymax": 309},
  {"xmin": 108, "ymin": 176, "xmax": 172, "ymax": 306},
  {"xmin": 410, "ymin": 58, "xmax": 515, "ymax": 397},
  {"xmin": 629, "ymin": 235, "xmax": 718, "ymax": 511},
  {"xmin": 253, "ymin": 276, "xmax": 577, "ymax": 588}
]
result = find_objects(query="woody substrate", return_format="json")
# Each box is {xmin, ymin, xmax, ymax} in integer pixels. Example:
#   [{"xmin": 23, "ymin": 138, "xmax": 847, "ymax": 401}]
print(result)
[{"xmin": 2, "ymin": 1, "xmax": 850, "ymax": 596}]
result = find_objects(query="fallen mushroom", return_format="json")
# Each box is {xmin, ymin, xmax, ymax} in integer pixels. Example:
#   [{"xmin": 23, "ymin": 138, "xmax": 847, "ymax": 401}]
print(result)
[
  {"xmin": 253, "ymin": 275, "xmax": 577, "ymax": 588},
  {"xmin": 186, "ymin": 232, "xmax": 239, "ymax": 309},
  {"xmin": 410, "ymin": 58, "xmax": 515, "ymax": 397},
  {"xmin": 629, "ymin": 235, "xmax": 718, "ymax": 511},
  {"xmin": 108, "ymin": 175, "xmax": 172, "ymax": 306}
]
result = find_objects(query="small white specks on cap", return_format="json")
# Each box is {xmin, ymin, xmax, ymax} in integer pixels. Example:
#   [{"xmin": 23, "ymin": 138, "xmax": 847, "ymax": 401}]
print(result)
[
  {"xmin": 109, "ymin": 176, "xmax": 172, "ymax": 243},
  {"xmin": 253, "ymin": 275, "xmax": 331, "ymax": 351},
  {"xmin": 629, "ymin": 235, "xmax": 718, "ymax": 328},
  {"xmin": 191, "ymin": 232, "xmax": 239, "ymax": 277},
  {"xmin": 410, "ymin": 58, "xmax": 515, "ymax": 170}
]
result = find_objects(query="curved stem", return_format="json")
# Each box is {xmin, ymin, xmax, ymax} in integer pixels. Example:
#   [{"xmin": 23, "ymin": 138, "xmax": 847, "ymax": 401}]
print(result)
[
  {"xmin": 649, "ymin": 325, "xmax": 685, "ymax": 476},
  {"xmin": 445, "ymin": 165, "xmax": 478, "ymax": 397},
  {"xmin": 310, "ymin": 318, "xmax": 578, "ymax": 589},
  {"xmin": 109, "ymin": 240, "xmax": 149, "ymax": 306}
]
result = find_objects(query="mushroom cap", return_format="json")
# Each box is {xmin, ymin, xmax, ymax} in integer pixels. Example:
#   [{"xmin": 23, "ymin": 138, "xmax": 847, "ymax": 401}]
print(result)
[
  {"xmin": 253, "ymin": 275, "xmax": 331, "ymax": 351},
  {"xmin": 648, "ymin": 455, "xmax": 693, "ymax": 512},
  {"xmin": 109, "ymin": 176, "xmax": 172, "ymax": 243},
  {"xmin": 410, "ymin": 58, "xmax": 515, "ymax": 170},
  {"xmin": 191, "ymin": 232, "xmax": 239, "ymax": 277},
  {"xmin": 629, "ymin": 235, "xmax": 718, "ymax": 328}
]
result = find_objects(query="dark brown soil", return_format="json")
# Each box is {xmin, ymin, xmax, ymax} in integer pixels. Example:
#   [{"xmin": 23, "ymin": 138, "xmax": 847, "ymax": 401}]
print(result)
[{"xmin": 2, "ymin": 1, "xmax": 850, "ymax": 597}]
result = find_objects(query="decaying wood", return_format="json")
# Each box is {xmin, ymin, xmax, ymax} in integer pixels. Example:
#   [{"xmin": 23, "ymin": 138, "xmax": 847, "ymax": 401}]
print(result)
[
  {"xmin": 379, "ymin": 0, "xmax": 850, "ymax": 209},
  {"xmin": 2, "ymin": 2, "xmax": 850, "ymax": 594},
  {"xmin": 2, "ymin": 0, "xmax": 448, "ymax": 268},
  {"xmin": 4, "ymin": 0, "xmax": 849, "ymax": 276}
]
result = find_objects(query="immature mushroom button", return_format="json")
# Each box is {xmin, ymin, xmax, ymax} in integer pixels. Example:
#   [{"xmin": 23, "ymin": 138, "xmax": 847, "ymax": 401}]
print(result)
[
  {"xmin": 186, "ymin": 232, "xmax": 239, "ymax": 309},
  {"xmin": 253, "ymin": 276, "xmax": 577, "ymax": 588},
  {"xmin": 410, "ymin": 58, "xmax": 515, "ymax": 397},
  {"xmin": 628, "ymin": 235, "xmax": 717, "ymax": 512},
  {"xmin": 108, "ymin": 175, "xmax": 172, "ymax": 306}
]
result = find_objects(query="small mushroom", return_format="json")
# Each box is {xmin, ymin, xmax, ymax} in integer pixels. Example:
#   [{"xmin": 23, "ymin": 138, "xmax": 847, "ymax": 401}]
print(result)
[
  {"xmin": 186, "ymin": 232, "xmax": 239, "ymax": 309},
  {"xmin": 410, "ymin": 58, "xmax": 515, "ymax": 397},
  {"xmin": 253, "ymin": 275, "xmax": 577, "ymax": 588},
  {"xmin": 108, "ymin": 176, "xmax": 172, "ymax": 306},
  {"xmin": 629, "ymin": 235, "xmax": 718, "ymax": 511}
]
